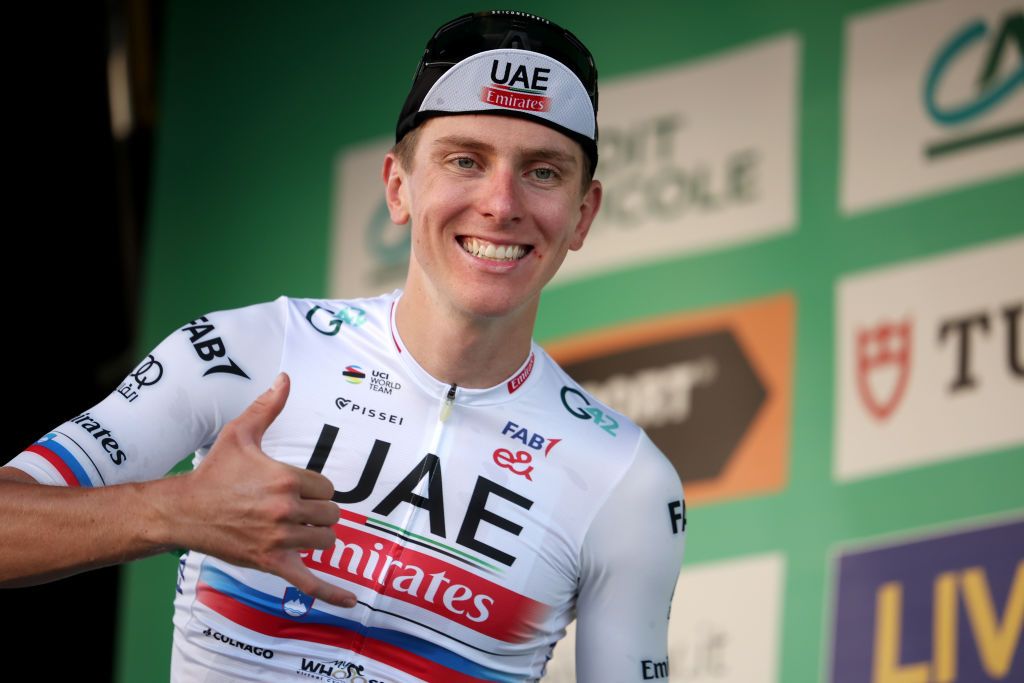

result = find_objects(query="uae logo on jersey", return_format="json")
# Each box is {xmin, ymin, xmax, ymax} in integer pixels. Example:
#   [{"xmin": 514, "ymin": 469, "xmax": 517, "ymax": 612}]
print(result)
[
  {"xmin": 856, "ymin": 319, "xmax": 912, "ymax": 421},
  {"xmin": 342, "ymin": 365, "xmax": 366, "ymax": 384},
  {"xmin": 281, "ymin": 587, "xmax": 314, "ymax": 618}
]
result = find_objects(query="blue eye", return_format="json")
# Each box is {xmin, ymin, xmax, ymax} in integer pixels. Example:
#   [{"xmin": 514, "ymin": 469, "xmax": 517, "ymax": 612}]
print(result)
[
  {"xmin": 533, "ymin": 168, "xmax": 556, "ymax": 180},
  {"xmin": 455, "ymin": 157, "xmax": 475, "ymax": 169}
]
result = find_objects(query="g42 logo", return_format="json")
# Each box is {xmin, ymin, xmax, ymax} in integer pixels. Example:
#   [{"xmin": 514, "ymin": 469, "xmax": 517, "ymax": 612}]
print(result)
[
  {"xmin": 306, "ymin": 304, "xmax": 367, "ymax": 336},
  {"xmin": 924, "ymin": 12, "xmax": 1023, "ymax": 126},
  {"xmin": 560, "ymin": 386, "xmax": 619, "ymax": 437}
]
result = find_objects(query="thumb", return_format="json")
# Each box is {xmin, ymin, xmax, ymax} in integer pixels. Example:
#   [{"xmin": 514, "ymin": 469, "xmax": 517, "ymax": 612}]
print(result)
[{"xmin": 234, "ymin": 372, "xmax": 291, "ymax": 444}]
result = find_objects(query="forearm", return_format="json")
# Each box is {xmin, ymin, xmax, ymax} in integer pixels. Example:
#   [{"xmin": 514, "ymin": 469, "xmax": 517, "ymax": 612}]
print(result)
[{"xmin": 0, "ymin": 468, "xmax": 180, "ymax": 587}]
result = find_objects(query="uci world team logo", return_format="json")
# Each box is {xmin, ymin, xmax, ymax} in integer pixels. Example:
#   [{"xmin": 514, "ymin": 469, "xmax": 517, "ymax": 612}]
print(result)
[
  {"xmin": 856, "ymin": 320, "xmax": 912, "ymax": 421},
  {"xmin": 343, "ymin": 365, "xmax": 366, "ymax": 384},
  {"xmin": 923, "ymin": 10, "xmax": 1024, "ymax": 158}
]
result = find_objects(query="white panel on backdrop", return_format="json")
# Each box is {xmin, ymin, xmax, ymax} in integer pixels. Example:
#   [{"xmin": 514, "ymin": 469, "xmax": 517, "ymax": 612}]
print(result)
[
  {"xmin": 328, "ymin": 35, "xmax": 799, "ymax": 297},
  {"xmin": 842, "ymin": 0, "xmax": 1024, "ymax": 214},
  {"xmin": 543, "ymin": 553, "xmax": 785, "ymax": 682},
  {"xmin": 835, "ymin": 236, "xmax": 1024, "ymax": 482},
  {"xmin": 330, "ymin": 138, "xmax": 405, "ymax": 299},
  {"xmin": 555, "ymin": 34, "xmax": 798, "ymax": 284}
]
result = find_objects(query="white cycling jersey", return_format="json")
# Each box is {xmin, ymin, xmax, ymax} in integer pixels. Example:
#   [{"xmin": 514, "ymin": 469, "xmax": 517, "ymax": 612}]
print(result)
[{"xmin": 9, "ymin": 290, "xmax": 686, "ymax": 682}]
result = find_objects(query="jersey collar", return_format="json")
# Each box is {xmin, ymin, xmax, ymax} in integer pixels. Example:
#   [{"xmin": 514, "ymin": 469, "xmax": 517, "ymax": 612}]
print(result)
[{"xmin": 387, "ymin": 291, "xmax": 543, "ymax": 406}]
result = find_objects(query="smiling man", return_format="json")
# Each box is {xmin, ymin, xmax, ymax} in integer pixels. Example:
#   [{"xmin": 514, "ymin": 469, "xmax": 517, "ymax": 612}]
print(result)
[{"xmin": 1, "ymin": 11, "xmax": 686, "ymax": 682}]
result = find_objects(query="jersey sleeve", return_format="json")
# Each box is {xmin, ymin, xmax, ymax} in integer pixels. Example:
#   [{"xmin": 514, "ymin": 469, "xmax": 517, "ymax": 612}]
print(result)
[
  {"xmin": 5, "ymin": 296, "xmax": 288, "ymax": 487},
  {"xmin": 573, "ymin": 432, "xmax": 686, "ymax": 681}
]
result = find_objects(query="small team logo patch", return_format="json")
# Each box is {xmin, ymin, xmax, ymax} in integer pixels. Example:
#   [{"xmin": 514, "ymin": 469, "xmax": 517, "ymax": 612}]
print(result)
[
  {"xmin": 282, "ymin": 587, "xmax": 313, "ymax": 618},
  {"xmin": 856, "ymin": 320, "xmax": 912, "ymax": 421},
  {"xmin": 492, "ymin": 447, "xmax": 534, "ymax": 480},
  {"xmin": 343, "ymin": 365, "xmax": 366, "ymax": 384}
]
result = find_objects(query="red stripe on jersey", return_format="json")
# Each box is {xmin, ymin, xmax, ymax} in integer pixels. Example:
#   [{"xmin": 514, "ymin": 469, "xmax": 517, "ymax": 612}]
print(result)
[
  {"xmin": 339, "ymin": 509, "xmax": 368, "ymax": 525},
  {"xmin": 196, "ymin": 582, "xmax": 491, "ymax": 683},
  {"xmin": 389, "ymin": 301, "xmax": 402, "ymax": 353},
  {"xmin": 303, "ymin": 522, "xmax": 548, "ymax": 642},
  {"xmin": 26, "ymin": 443, "xmax": 82, "ymax": 487}
]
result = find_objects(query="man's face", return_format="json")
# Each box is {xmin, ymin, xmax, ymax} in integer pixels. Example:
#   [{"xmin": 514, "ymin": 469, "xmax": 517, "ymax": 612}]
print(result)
[{"xmin": 384, "ymin": 115, "xmax": 602, "ymax": 321}]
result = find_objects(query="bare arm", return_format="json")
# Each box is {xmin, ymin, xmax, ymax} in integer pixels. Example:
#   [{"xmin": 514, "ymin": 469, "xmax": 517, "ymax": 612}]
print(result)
[
  {"xmin": 0, "ymin": 465, "xmax": 177, "ymax": 587},
  {"xmin": 0, "ymin": 373, "xmax": 356, "ymax": 608}
]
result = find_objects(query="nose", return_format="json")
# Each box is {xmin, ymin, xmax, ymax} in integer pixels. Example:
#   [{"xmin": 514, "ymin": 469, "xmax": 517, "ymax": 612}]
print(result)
[{"xmin": 477, "ymin": 163, "xmax": 523, "ymax": 225}]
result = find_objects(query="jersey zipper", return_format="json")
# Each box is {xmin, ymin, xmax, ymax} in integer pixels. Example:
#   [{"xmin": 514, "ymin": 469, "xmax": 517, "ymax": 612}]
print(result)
[
  {"xmin": 428, "ymin": 383, "xmax": 457, "ymax": 457},
  {"xmin": 439, "ymin": 383, "xmax": 457, "ymax": 423}
]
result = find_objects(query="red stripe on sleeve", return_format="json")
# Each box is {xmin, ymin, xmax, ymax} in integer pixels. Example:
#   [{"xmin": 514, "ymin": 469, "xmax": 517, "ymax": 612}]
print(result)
[{"xmin": 25, "ymin": 444, "xmax": 81, "ymax": 487}]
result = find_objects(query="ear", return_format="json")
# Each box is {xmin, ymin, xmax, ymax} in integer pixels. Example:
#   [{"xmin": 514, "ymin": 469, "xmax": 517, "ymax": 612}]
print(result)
[
  {"xmin": 382, "ymin": 152, "xmax": 410, "ymax": 225},
  {"xmin": 569, "ymin": 179, "xmax": 603, "ymax": 251}
]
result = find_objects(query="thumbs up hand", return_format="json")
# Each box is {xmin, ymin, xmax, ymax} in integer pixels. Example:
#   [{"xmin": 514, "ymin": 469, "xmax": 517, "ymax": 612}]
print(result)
[{"xmin": 164, "ymin": 372, "xmax": 356, "ymax": 608}]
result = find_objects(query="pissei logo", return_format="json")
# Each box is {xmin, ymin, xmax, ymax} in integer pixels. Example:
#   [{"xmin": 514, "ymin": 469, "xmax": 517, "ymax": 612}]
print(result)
[{"xmin": 923, "ymin": 11, "xmax": 1023, "ymax": 158}]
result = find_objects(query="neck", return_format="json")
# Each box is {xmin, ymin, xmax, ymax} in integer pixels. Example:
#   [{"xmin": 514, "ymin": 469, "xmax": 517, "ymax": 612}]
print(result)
[{"xmin": 394, "ymin": 282, "xmax": 537, "ymax": 390}]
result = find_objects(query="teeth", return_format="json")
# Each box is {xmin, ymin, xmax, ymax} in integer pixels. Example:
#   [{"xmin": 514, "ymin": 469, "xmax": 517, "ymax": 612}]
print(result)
[{"xmin": 460, "ymin": 237, "xmax": 527, "ymax": 261}]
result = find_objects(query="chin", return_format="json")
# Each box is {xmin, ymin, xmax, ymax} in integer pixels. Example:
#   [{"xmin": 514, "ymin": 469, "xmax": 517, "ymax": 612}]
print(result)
[{"xmin": 457, "ymin": 289, "xmax": 532, "ymax": 320}]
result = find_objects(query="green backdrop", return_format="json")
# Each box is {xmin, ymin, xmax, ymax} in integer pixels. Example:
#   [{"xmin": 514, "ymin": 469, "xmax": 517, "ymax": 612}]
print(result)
[{"xmin": 119, "ymin": 1, "xmax": 1023, "ymax": 680}]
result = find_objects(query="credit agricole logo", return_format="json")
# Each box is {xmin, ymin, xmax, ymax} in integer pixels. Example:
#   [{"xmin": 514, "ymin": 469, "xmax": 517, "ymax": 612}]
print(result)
[
  {"xmin": 923, "ymin": 10, "xmax": 1024, "ymax": 159},
  {"xmin": 841, "ymin": 0, "xmax": 1024, "ymax": 213},
  {"xmin": 546, "ymin": 293, "xmax": 794, "ymax": 506}
]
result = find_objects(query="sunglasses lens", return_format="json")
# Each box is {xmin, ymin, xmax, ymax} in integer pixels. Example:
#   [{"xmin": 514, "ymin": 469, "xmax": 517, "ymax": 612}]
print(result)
[{"xmin": 426, "ymin": 13, "xmax": 596, "ymax": 98}]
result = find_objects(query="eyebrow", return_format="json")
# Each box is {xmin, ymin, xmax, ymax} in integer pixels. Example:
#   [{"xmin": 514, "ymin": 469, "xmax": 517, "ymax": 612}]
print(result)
[{"xmin": 431, "ymin": 134, "xmax": 580, "ymax": 169}]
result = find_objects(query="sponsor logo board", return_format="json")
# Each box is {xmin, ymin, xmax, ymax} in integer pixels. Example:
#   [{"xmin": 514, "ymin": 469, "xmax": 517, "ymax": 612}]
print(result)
[
  {"xmin": 556, "ymin": 33, "xmax": 798, "ymax": 283},
  {"xmin": 835, "ymin": 236, "xmax": 1024, "ymax": 481},
  {"xmin": 543, "ymin": 552, "xmax": 785, "ymax": 682},
  {"xmin": 842, "ymin": 0, "xmax": 1024, "ymax": 213},
  {"xmin": 329, "ymin": 35, "xmax": 797, "ymax": 296},
  {"xmin": 828, "ymin": 516, "xmax": 1024, "ymax": 683},
  {"xmin": 330, "ymin": 139, "xmax": 407, "ymax": 299},
  {"xmin": 547, "ymin": 293, "xmax": 793, "ymax": 505}
]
